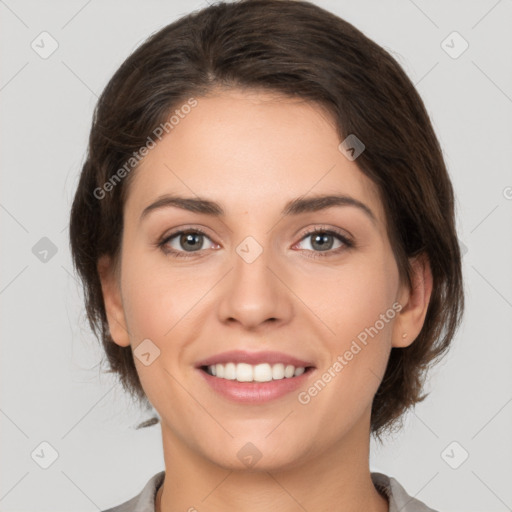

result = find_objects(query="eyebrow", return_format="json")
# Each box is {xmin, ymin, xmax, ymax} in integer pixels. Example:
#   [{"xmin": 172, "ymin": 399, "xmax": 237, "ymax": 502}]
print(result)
[{"xmin": 139, "ymin": 193, "xmax": 377, "ymax": 225}]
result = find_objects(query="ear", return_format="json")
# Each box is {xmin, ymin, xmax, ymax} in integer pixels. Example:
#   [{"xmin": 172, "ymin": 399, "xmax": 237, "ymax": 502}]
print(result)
[
  {"xmin": 392, "ymin": 253, "xmax": 433, "ymax": 348},
  {"xmin": 97, "ymin": 254, "xmax": 131, "ymax": 347}
]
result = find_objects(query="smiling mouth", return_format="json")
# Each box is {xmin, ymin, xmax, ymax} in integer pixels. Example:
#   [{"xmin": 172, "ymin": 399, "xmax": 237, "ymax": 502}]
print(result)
[{"xmin": 200, "ymin": 362, "xmax": 315, "ymax": 383}]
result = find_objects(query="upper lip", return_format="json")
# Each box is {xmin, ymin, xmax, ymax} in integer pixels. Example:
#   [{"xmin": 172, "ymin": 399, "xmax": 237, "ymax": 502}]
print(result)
[{"xmin": 195, "ymin": 350, "xmax": 315, "ymax": 368}]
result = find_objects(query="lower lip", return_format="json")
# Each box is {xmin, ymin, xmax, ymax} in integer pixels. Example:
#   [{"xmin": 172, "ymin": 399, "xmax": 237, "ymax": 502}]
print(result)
[{"xmin": 197, "ymin": 367, "xmax": 315, "ymax": 404}]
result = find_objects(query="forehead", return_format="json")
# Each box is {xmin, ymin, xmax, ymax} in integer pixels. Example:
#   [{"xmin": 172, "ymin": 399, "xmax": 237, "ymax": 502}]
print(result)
[{"xmin": 124, "ymin": 89, "xmax": 385, "ymax": 228}]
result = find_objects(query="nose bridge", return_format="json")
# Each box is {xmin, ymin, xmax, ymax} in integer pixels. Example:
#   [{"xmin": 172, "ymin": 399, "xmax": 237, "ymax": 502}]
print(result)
[{"xmin": 216, "ymin": 233, "xmax": 293, "ymax": 328}]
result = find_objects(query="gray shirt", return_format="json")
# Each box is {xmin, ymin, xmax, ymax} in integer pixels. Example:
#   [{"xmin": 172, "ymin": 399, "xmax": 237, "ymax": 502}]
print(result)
[{"xmin": 102, "ymin": 471, "xmax": 438, "ymax": 512}]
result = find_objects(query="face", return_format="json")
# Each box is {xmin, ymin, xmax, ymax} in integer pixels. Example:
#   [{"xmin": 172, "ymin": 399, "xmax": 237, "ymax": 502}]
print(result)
[{"xmin": 99, "ymin": 88, "xmax": 427, "ymax": 472}]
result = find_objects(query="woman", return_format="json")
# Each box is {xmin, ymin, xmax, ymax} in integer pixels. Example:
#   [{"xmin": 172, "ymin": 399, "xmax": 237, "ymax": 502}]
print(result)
[{"xmin": 69, "ymin": 1, "xmax": 464, "ymax": 510}]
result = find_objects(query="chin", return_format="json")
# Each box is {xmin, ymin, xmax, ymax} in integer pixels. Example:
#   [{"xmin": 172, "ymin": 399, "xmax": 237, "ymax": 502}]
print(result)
[{"xmin": 199, "ymin": 436, "xmax": 312, "ymax": 473}]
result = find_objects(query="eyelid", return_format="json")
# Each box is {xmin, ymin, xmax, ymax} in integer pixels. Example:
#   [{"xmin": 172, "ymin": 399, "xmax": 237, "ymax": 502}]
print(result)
[{"xmin": 296, "ymin": 224, "xmax": 353, "ymax": 242}]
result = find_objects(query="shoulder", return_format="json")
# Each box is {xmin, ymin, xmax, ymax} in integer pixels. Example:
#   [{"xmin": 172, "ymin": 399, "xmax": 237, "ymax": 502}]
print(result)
[
  {"xmin": 371, "ymin": 472, "xmax": 439, "ymax": 512},
  {"xmin": 101, "ymin": 471, "xmax": 165, "ymax": 512}
]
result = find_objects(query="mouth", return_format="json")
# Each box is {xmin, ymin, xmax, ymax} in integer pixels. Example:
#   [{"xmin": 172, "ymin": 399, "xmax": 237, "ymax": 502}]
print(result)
[{"xmin": 194, "ymin": 351, "xmax": 317, "ymax": 404}]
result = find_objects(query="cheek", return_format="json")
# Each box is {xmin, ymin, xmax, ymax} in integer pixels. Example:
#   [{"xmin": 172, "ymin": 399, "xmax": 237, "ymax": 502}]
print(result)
[
  {"xmin": 311, "ymin": 251, "xmax": 399, "ymax": 396},
  {"xmin": 316, "ymin": 252, "xmax": 399, "ymax": 340},
  {"xmin": 119, "ymin": 241, "xmax": 208, "ymax": 340},
  {"xmin": 297, "ymin": 265, "xmax": 398, "ymax": 440},
  {"xmin": 118, "ymin": 250, "xmax": 203, "ymax": 399}
]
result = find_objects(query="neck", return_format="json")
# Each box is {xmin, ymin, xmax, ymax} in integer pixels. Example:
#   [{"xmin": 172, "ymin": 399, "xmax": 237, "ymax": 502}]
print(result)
[{"xmin": 155, "ymin": 415, "xmax": 388, "ymax": 512}]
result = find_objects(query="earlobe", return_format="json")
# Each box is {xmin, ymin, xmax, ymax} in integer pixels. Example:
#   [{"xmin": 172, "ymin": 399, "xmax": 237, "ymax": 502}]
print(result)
[
  {"xmin": 392, "ymin": 253, "xmax": 433, "ymax": 348},
  {"xmin": 97, "ymin": 255, "xmax": 131, "ymax": 347}
]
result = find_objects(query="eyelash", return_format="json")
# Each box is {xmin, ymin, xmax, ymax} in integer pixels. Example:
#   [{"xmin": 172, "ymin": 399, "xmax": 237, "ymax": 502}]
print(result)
[{"xmin": 157, "ymin": 226, "xmax": 354, "ymax": 260}]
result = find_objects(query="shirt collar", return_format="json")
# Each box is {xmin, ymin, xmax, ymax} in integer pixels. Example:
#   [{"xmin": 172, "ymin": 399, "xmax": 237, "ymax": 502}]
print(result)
[{"xmin": 105, "ymin": 470, "xmax": 437, "ymax": 512}]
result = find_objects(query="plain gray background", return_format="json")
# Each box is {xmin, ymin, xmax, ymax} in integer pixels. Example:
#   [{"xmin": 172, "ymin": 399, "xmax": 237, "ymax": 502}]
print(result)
[{"xmin": 1, "ymin": 0, "xmax": 511, "ymax": 511}]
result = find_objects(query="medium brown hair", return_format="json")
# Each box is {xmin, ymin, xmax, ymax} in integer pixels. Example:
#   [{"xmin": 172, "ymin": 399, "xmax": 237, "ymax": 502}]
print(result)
[{"xmin": 69, "ymin": 0, "xmax": 464, "ymax": 436}]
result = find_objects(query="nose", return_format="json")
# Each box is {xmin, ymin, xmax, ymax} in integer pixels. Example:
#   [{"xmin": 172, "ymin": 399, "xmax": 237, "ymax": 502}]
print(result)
[{"xmin": 216, "ymin": 242, "xmax": 294, "ymax": 331}]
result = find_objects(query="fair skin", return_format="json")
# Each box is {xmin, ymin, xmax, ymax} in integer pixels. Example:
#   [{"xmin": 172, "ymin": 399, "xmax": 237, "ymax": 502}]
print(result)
[{"xmin": 98, "ymin": 88, "xmax": 432, "ymax": 512}]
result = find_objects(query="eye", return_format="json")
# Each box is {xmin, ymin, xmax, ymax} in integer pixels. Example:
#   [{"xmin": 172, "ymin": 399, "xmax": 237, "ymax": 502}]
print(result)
[
  {"xmin": 293, "ymin": 227, "xmax": 354, "ymax": 259},
  {"xmin": 157, "ymin": 226, "xmax": 354, "ymax": 260},
  {"xmin": 158, "ymin": 228, "xmax": 218, "ymax": 258}
]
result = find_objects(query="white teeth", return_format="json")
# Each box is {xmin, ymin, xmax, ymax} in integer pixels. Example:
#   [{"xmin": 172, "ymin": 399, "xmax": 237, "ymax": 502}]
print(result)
[
  {"xmin": 253, "ymin": 363, "xmax": 273, "ymax": 382},
  {"xmin": 224, "ymin": 362, "xmax": 236, "ymax": 380},
  {"xmin": 284, "ymin": 364, "xmax": 295, "ymax": 378},
  {"xmin": 236, "ymin": 363, "xmax": 253, "ymax": 382},
  {"xmin": 272, "ymin": 363, "xmax": 285, "ymax": 380},
  {"xmin": 294, "ymin": 367, "xmax": 305, "ymax": 377},
  {"xmin": 205, "ymin": 362, "xmax": 307, "ymax": 382}
]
